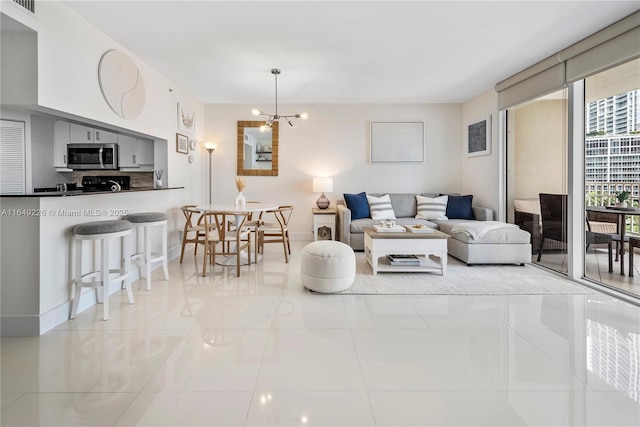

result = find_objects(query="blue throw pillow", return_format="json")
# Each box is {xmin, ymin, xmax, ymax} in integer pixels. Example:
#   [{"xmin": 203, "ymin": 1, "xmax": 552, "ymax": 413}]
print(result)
[
  {"xmin": 446, "ymin": 195, "xmax": 475, "ymax": 220},
  {"xmin": 344, "ymin": 192, "xmax": 370, "ymax": 220}
]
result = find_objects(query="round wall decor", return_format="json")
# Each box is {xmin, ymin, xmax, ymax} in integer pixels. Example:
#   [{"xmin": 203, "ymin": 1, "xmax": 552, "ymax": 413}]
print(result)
[
  {"xmin": 188, "ymin": 154, "xmax": 194, "ymax": 164},
  {"xmin": 98, "ymin": 50, "xmax": 146, "ymax": 119},
  {"xmin": 189, "ymin": 139, "xmax": 197, "ymax": 150}
]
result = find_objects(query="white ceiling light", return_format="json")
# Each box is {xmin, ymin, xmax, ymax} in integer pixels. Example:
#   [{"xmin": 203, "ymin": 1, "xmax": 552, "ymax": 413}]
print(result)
[{"xmin": 252, "ymin": 69, "xmax": 307, "ymax": 132}]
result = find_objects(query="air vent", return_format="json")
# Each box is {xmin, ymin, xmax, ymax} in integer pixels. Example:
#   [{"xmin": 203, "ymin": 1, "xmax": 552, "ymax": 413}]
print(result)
[{"xmin": 12, "ymin": 0, "xmax": 35, "ymax": 13}]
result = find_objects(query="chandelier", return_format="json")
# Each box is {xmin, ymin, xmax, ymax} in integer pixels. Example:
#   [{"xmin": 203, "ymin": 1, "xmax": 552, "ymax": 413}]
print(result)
[{"xmin": 252, "ymin": 69, "xmax": 307, "ymax": 132}]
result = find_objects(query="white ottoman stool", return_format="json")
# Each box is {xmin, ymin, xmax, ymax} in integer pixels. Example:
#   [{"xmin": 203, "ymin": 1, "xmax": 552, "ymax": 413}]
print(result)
[{"xmin": 301, "ymin": 241, "xmax": 356, "ymax": 293}]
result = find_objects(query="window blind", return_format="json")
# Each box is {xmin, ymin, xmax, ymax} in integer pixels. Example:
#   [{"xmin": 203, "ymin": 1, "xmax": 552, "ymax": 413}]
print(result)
[
  {"xmin": 496, "ymin": 10, "xmax": 640, "ymax": 110},
  {"xmin": 0, "ymin": 120, "xmax": 26, "ymax": 195}
]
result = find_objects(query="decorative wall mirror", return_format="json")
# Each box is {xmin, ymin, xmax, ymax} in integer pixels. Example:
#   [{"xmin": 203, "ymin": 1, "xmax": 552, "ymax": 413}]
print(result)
[{"xmin": 237, "ymin": 120, "xmax": 278, "ymax": 176}]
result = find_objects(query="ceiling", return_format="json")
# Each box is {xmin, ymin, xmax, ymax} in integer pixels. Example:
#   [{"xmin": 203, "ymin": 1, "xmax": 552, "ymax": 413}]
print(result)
[{"xmin": 61, "ymin": 1, "xmax": 639, "ymax": 104}]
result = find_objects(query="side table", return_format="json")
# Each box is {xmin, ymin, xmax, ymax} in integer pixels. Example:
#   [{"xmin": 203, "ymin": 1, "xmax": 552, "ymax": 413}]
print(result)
[{"xmin": 313, "ymin": 207, "xmax": 336, "ymax": 241}]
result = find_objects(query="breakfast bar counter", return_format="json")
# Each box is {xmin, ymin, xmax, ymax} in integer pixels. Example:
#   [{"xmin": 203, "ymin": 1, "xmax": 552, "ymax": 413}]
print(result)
[{"xmin": 0, "ymin": 187, "xmax": 187, "ymax": 336}]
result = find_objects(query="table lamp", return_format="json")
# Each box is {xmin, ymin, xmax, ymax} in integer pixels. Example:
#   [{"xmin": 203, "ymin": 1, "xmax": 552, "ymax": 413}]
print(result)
[{"xmin": 313, "ymin": 177, "xmax": 333, "ymax": 209}]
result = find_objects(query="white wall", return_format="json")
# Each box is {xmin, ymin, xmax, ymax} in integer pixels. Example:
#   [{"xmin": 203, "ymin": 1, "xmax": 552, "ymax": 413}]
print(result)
[
  {"xmin": 1, "ymin": 1, "xmax": 205, "ymax": 203},
  {"xmin": 30, "ymin": 114, "xmax": 73, "ymax": 188},
  {"xmin": 461, "ymin": 89, "xmax": 500, "ymax": 215},
  {"xmin": 205, "ymin": 103, "xmax": 462, "ymax": 239}
]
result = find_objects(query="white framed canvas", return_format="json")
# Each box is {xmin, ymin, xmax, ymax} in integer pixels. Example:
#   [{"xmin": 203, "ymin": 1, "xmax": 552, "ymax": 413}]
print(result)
[
  {"xmin": 466, "ymin": 115, "xmax": 491, "ymax": 157},
  {"xmin": 370, "ymin": 121, "xmax": 424, "ymax": 162},
  {"xmin": 177, "ymin": 103, "xmax": 195, "ymax": 133}
]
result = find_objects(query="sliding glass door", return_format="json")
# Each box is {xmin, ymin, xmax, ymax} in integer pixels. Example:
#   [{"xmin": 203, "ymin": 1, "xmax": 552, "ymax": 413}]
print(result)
[
  {"xmin": 584, "ymin": 58, "xmax": 640, "ymax": 295},
  {"xmin": 506, "ymin": 88, "xmax": 569, "ymax": 274}
]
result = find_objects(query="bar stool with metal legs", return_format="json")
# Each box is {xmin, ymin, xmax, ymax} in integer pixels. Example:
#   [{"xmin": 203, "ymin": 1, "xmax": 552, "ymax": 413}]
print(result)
[
  {"xmin": 123, "ymin": 212, "xmax": 169, "ymax": 290},
  {"xmin": 70, "ymin": 219, "xmax": 134, "ymax": 321}
]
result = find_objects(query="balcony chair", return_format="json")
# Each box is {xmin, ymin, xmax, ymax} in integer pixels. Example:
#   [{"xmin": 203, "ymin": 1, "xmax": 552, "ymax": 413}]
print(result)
[
  {"xmin": 538, "ymin": 193, "xmax": 613, "ymax": 272},
  {"xmin": 630, "ymin": 237, "xmax": 640, "ymax": 277}
]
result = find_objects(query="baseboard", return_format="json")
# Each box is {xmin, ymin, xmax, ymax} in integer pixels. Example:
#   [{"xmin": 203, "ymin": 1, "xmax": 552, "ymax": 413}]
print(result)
[{"xmin": 23, "ymin": 244, "xmax": 183, "ymax": 336}]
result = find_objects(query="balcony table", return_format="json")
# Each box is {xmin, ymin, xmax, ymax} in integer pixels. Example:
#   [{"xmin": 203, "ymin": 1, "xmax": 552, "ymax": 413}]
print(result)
[{"xmin": 586, "ymin": 205, "xmax": 640, "ymax": 275}]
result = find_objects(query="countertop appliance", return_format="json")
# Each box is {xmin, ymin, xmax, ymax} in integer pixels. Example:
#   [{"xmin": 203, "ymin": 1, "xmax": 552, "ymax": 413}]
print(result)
[
  {"xmin": 67, "ymin": 143, "xmax": 118, "ymax": 170},
  {"xmin": 81, "ymin": 176, "xmax": 130, "ymax": 192}
]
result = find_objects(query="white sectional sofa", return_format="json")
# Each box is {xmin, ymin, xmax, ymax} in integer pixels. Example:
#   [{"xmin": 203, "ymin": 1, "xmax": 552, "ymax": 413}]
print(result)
[{"xmin": 337, "ymin": 193, "xmax": 532, "ymax": 265}]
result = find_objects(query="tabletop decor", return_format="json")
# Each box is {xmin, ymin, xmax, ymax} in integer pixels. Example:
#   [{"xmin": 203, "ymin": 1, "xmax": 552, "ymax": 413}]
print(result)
[
  {"xmin": 154, "ymin": 169, "xmax": 163, "ymax": 189},
  {"xmin": 614, "ymin": 190, "xmax": 630, "ymax": 207},
  {"xmin": 235, "ymin": 176, "xmax": 247, "ymax": 207}
]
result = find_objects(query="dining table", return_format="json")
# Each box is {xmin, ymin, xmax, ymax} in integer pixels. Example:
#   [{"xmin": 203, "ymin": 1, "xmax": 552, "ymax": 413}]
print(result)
[
  {"xmin": 195, "ymin": 202, "xmax": 278, "ymax": 266},
  {"xmin": 586, "ymin": 205, "xmax": 640, "ymax": 275}
]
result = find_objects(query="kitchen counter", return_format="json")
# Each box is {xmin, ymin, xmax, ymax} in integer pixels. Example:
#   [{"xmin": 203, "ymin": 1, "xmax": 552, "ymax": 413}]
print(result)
[
  {"xmin": 1, "ymin": 187, "xmax": 188, "ymax": 336},
  {"xmin": 0, "ymin": 187, "xmax": 184, "ymax": 197}
]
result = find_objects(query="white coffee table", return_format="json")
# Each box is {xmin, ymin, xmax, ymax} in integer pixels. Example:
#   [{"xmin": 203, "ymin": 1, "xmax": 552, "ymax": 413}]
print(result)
[{"xmin": 364, "ymin": 227, "xmax": 449, "ymax": 275}]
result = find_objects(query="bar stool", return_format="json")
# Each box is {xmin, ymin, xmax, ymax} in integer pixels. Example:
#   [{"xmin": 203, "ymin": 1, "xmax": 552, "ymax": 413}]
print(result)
[
  {"xmin": 123, "ymin": 212, "xmax": 169, "ymax": 290},
  {"xmin": 70, "ymin": 219, "xmax": 134, "ymax": 321}
]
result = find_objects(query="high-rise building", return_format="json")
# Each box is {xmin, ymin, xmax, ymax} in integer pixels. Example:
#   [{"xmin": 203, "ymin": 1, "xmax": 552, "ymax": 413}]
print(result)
[
  {"xmin": 586, "ymin": 90, "xmax": 640, "ymax": 135},
  {"xmin": 585, "ymin": 90, "xmax": 640, "ymax": 185}
]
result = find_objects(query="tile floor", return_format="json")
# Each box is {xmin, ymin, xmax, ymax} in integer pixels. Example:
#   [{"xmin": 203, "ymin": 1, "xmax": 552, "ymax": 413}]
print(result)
[
  {"xmin": 2, "ymin": 241, "xmax": 639, "ymax": 426},
  {"xmin": 537, "ymin": 246, "xmax": 640, "ymax": 297}
]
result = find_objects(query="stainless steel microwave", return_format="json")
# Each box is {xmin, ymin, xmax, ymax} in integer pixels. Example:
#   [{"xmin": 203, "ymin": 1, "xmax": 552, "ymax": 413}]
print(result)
[{"xmin": 67, "ymin": 143, "xmax": 118, "ymax": 170}]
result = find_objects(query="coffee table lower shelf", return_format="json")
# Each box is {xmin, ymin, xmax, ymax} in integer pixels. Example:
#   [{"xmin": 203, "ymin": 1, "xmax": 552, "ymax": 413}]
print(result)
[{"xmin": 365, "ymin": 253, "xmax": 445, "ymax": 275}]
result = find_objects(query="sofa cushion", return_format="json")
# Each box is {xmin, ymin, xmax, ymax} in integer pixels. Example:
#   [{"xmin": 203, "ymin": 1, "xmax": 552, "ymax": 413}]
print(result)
[
  {"xmin": 344, "ymin": 192, "xmax": 370, "ymax": 220},
  {"xmin": 388, "ymin": 194, "xmax": 417, "ymax": 218},
  {"xmin": 446, "ymin": 195, "xmax": 475, "ymax": 220},
  {"xmin": 367, "ymin": 194, "xmax": 396, "ymax": 220},
  {"xmin": 416, "ymin": 195, "xmax": 448, "ymax": 220},
  {"xmin": 350, "ymin": 217, "xmax": 437, "ymax": 233},
  {"xmin": 434, "ymin": 219, "xmax": 530, "ymax": 245}
]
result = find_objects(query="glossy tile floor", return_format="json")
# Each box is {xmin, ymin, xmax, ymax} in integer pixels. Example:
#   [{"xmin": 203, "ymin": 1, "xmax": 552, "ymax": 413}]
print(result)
[
  {"xmin": 2, "ymin": 241, "xmax": 639, "ymax": 426},
  {"xmin": 537, "ymin": 246, "xmax": 640, "ymax": 297}
]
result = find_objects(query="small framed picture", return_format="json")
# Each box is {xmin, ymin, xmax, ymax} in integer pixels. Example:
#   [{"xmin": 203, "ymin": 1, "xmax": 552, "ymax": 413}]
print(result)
[
  {"xmin": 176, "ymin": 133, "xmax": 189, "ymax": 154},
  {"xmin": 177, "ymin": 103, "xmax": 195, "ymax": 133},
  {"xmin": 466, "ymin": 115, "xmax": 491, "ymax": 157}
]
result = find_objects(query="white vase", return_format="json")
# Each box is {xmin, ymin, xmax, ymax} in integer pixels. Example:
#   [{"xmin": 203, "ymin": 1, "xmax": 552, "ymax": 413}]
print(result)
[
  {"xmin": 235, "ymin": 191, "xmax": 246, "ymax": 207},
  {"xmin": 155, "ymin": 179, "xmax": 162, "ymax": 189},
  {"xmin": 615, "ymin": 201, "xmax": 627, "ymax": 208}
]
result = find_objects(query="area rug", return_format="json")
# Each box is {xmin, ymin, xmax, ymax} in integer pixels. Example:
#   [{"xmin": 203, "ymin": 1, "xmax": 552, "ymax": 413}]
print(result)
[{"xmin": 338, "ymin": 254, "xmax": 596, "ymax": 295}]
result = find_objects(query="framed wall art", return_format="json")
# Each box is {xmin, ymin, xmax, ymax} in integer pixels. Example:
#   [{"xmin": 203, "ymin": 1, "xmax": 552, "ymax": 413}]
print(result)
[
  {"xmin": 370, "ymin": 121, "xmax": 424, "ymax": 162},
  {"xmin": 176, "ymin": 133, "xmax": 189, "ymax": 154},
  {"xmin": 466, "ymin": 115, "xmax": 491, "ymax": 157},
  {"xmin": 177, "ymin": 103, "xmax": 195, "ymax": 133}
]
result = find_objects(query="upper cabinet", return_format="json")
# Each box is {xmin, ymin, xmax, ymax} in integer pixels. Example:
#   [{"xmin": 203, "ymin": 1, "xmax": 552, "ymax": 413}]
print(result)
[
  {"xmin": 118, "ymin": 134, "xmax": 154, "ymax": 170},
  {"xmin": 69, "ymin": 123, "xmax": 117, "ymax": 144},
  {"xmin": 53, "ymin": 120, "xmax": 72, "ymax": 170}
]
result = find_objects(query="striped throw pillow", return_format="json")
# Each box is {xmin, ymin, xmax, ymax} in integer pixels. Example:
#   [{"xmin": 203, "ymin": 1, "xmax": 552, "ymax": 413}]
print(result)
[
  {"xmin": 415, "ymin": 195, "xmax": 448, "ymax": 220},
  {"xmin": 366, "ymin": 194, "xmax": 396, "ymax": 220}
]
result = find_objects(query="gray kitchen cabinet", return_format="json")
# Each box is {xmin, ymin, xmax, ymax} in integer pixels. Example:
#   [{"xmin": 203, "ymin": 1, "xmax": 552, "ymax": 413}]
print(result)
[
  {"xmin": 53, "ymin": 120, "xmax": 71, "ymax": 169},
  {"xmin": 117, "ymin": 134, "xmax": 138, "ymax": 168},
  {"xmin": 135, "ymin": 138, "xmax": 154, "ymax": 166},
  {"xmin": 118, "ymin": 135, "xmax": 154, "ymax": 170},
  {"xmin": 69, "ymin": 123, "xmax": 117, "ymax": 144}
]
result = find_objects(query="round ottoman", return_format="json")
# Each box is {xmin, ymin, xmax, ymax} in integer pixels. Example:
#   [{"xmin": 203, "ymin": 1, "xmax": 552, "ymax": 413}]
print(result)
[{"xmin": 301, "ymin": 241, "xmax": 356, "ymax": 293}]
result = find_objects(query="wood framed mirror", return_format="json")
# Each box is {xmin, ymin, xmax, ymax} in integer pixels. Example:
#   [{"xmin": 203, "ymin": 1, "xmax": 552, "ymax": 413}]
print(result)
[{"xmin": 237, "ymin": 120, "xmax": 279, "ymax": 176}]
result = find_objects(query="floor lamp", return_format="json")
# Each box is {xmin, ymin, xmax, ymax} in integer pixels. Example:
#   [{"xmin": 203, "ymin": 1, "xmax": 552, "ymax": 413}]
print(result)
[{"xmin": 204, "ymin": 142, "xmax": 216, "ymax": 204}]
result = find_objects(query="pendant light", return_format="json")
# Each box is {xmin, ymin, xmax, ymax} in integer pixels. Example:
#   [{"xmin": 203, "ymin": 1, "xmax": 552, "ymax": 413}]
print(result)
[{"xmin": 251, "ymin": 69, "xmax": 307, "ymax": 132}]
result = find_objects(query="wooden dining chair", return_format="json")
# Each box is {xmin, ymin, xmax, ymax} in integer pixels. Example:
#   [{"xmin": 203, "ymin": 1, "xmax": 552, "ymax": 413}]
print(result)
[
  {"xmin": 202, "ymin": 211, "xmax": 252, "ymax": 277},
  {"xmin": 256, "ymin": 205, "xmax": 294, "ymax": 263},
  {"xmin": 179, "ymin": 205, "xmax": 206, "ymax": 263}
]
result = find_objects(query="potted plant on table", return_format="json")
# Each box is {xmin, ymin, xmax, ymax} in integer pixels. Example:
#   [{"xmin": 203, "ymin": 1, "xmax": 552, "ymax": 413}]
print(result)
[{"xmin": 613, "ymin": 190, "xmax": 630, "ymax": 208}]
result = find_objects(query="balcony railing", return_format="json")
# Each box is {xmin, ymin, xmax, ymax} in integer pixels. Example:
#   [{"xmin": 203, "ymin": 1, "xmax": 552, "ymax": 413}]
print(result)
[{"xmin": 585, "ymin": 181, "xmax": 640, "ymax": 234}]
